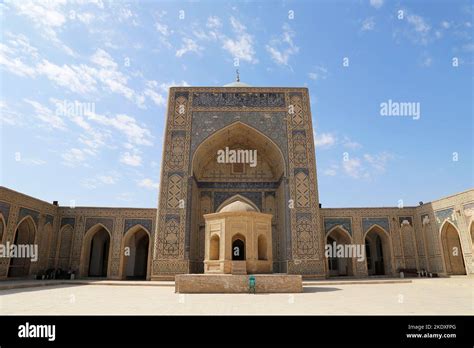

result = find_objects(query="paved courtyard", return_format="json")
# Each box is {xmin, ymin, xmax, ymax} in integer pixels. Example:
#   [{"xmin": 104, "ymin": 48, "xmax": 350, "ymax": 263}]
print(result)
[{"xmin": 0, "ymin": 277, "xmax": 472, "ymax": 315}]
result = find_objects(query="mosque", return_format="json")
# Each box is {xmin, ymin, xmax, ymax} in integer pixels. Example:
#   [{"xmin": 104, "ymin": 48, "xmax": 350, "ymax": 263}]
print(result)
[{"xmin": 0, "ymin": 79, "xmax": 472, "ymax": 281}]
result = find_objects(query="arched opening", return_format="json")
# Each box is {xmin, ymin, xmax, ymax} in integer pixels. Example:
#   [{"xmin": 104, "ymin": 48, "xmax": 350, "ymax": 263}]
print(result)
[
  {"xmin": 88, "ymin": 228, "xmax": 110, "ymax": 277},
  {"xmin": 191, "ymin": 121, "xmax": 286, "ymax": 180},
  {"xmin": 232, "ymin": 234, "xmax": 245, "ymax": 261},
  {"xmin": 122, "ymin": 227, "xmax": 150, "ymax": 280},
  {"xmin": 80, "ymin": 225, "xmax": 111, "ymax": 278},
  {"xmin": 365, "ymin": 225, "xmax": 392, "ymax": 276},
  {"xmin": 326, "ymin": 227, "xmax": 354, "ymax": 276},
  {"xmin": 210, "ymin": 234, "xmax": 220, "ymax": 260},
  {"xmin": 440, "ymin": 221, "xmax": 466, "ymax": 275},
  {"xmin": 190, "ymin": 122, "xmax": 286, "ymax": 270},
  {"xmin": 258, "ymin": 234, "xmax": 267, "ymax": 260},
  {"xmin": 8, "ymin": 217, "xmax": 36, "ymax": 278},
  {"xmin": 0, "ymin": 215, "xmax": 5, "ymax": 243},
  {"xmin": 470, "ymin": 221, "xmax": 474, "ymax": 252}
]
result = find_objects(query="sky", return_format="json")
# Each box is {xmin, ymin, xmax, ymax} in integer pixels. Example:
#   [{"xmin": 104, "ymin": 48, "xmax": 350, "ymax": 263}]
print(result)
[{"xmin": 0, "ymin": 0, "xmax": 472, "ymax": 209}]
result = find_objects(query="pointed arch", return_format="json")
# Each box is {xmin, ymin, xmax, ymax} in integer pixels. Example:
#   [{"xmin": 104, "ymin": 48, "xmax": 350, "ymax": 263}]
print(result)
[
  {"xmin": 326, "ymin": 225, "xmax": 354, "ymax": 276},
  {"xmin": 364, "ymin": 224, "xmax": 393, "ymax": 276},
  {"xmin": 326, "ymin": 225, "xmax": 352, "ymax": 242},
  {"xmin": 191, "ymin": 121, "xmax": 287, "ymax": 179},
  {"xmin": 469, "ymin": 220, "xmax": 474, "ymax": 252},
  {"xmin": 0, "ymin": 213, "xmax": 5, "ymax": 244},
  {"xmin": 80, "ymin": 223, "xmax": 112, "ymax": 278},
  {"xmin": 439, "ymin": 220, "xmax": 466, "ymax": 275},
  {"xmin": 231, "ymin": 233, "xmax": 246, "ymax": 261},
  {"xmin": 8, "ymin": 215, "xmax": 37, "ymax": 278},
  {"xmin": 119, "ymin": 224, "xmax": 152, "ymax": 280},
  {"xmin": 210, "ymin": 234, "xmax": 220, "ymax": 260}
]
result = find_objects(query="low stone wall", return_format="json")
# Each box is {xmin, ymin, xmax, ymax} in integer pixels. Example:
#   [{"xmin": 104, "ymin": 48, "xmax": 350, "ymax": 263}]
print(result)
[{"xmin": 175, "ymin": 274, "xmax": 303, "ymax": 293}]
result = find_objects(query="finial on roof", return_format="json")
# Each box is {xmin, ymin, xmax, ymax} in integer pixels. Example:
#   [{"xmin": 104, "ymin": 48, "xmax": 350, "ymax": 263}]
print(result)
[{"xmin": 236, "ymin": 69, "xmax": 240, "ymax": 82}]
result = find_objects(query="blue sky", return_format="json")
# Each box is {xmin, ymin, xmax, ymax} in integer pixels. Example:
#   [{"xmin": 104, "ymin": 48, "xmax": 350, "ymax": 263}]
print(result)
[{"xmin": 0, "ymin": 0, "xmax": 472, "ymax": 208}]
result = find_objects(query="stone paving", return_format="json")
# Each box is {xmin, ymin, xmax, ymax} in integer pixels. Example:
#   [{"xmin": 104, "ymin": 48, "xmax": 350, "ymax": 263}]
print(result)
[{"xmin": 0, "ymin": 277, "xmax": 471, "ymax": 315}]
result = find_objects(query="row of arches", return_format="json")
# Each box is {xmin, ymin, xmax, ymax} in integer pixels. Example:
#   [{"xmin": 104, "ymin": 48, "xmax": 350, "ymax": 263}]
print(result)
[
  {"xmin": 209, "ymin": 234, "xmax": 268, "ymax": 261},
  {"xmin": 79, "ymin": 224, "xmax": 151, "ymax": 279},
  {"xmin": 0, "ymin": 214, "xmax": 471, "ymax": 278},
  {"xmin": 0, "ymin": 215, "xmax": 151, "ymax": 280},
  {"xmin": 326, "ymin": 220, "xmax": 469, "ymax": 277},
  {"xmin": 325, "ymin": 225, "xmax": 390, "ymax": 277}
]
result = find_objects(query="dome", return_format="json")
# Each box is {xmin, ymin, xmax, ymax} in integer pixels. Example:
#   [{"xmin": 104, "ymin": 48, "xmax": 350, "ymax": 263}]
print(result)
[
  {"xmin": 219, "ymin": 200, "xmax": 257, "ymax": 213},
  {"xmin": 223, "ymin": 81, "xmax": 252, "ymax": 87}
]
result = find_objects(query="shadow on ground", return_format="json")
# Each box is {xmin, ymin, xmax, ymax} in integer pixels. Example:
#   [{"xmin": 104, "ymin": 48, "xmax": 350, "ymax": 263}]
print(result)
[{"xmin": 303, "ymin": 286, "xmax": 342, "ymax": 293}]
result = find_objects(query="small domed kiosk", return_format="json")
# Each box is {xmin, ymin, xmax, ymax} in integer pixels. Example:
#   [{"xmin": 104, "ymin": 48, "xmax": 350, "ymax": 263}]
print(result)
[{"xmin": 203, "ymin": 198, "xmax": 273, "ymax": 274}]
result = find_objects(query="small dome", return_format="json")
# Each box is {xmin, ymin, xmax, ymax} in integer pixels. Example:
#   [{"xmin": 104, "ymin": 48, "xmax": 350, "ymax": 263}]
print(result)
[
  {"xmin": 223, "ymin": 81, "xmax": 252, "ymax": 87},
  {"xmin": 219, "ymin": 200, "xmax": 256, "ymax": 212}
]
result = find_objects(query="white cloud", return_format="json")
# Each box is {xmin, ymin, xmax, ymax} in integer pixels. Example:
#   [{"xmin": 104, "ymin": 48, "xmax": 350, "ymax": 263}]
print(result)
[
  {"xmin": 120, "ymin": 151, "xmax": 142, "ymax": 166},
  {"xmin": 21, "ymin": 158, "xmax": 46, "ymax": 166},
  {"xmin": 144, "ymin": 90, "xmax": 165, "ymax": 107},
  {"xmin": 394, "ymin": 10, "xmax": 436, "ymax": 46},
  {"xmin": 0, "ymin": 51, "xmax": 36, "ymax": 77},
  {"xmin": 23, "ymin": 98, "xmax": 66, "ymax": 130},
  {"xmin": 97, "ymin": 174, "xmax": 118, "ymax": 185},
  {"xmin": 342, "ymin": 152, "xmax": 394, "ymax": 179},
  {"xmin": 405, "ymin": 13, "xmax": 432, "ymax": 45},
  {"xmin": 0, "ymin": 35, "xmax": 38, "ymax": 78},
  {"xmin": 91, "ymin": 49, "xmax": 118, "ymax": 69},
  {"xmin": 77, "ymin": 12, "xmax": 95, "ymax": 24},
  {"xmin": 363, "ymin": 152, "xmax": 393, "ymax": 172},
  {"xmin": 81, "ymin": 171, "xmax": 119, "ymax": 189},
  {"xmin": 308, "ymin": 66, "xmax": 328, "ymax": 81},
  {"xmin": 10, "ymin": 0, "xmax": 66, "ymax": 28},
  {"xmin": 314, "ymin": 132, "xmax": 336, "ymax": 149},
  {"xmin": 342, "ymin": 137, "xmax": 362, "ymax": 149},
  {"xmin": 155, "ymin": 21, "xmax": 171, "ymax": 37},
  {"xmin": 421, "ymin": 55, "xmax": 432, "ymax": 67},
  {"xmin": 322, "ymin": 165, "xmax": 338, "ymax": 176},
  {"xmin": 5, "ymin": 32, "xmax": 39, "ymax": 58},
  {"xmin": 441, "ymin": 20, "xmax": 451, "ymax": 29},
  {"xmin": 207, "ymin": 16, "xmax": 222, "ymax": 29},
  {"xmin": 176, "ymin": 38, "xmax": 203, "ymax": 57},
  {"xmin": 62, "ymin": 148, "xmax": 87, "ymax": 167},
  {"xmin": 8, "ymin": 0, "xmax": 76, "ymax": 56},
  {"xmin": 138, "ymin": 178, "xmax": 159, "ymax": 190},
  {"xmin": 222, "ymin": 16, "xmax": 257, "ymax": 63},
  {"xmin": 361, "ymin": 17, "xmax": 376, "ymax": 31},
  {"xmin": 85, "ymin": 112, "xmax": 153, "ymax": 146},
  {"xmin": 407, "ymin": 14, "xmax": 431, "ymax": 34},
  {"xmin": 89, "ymin": 49, "xmax": 144, "ymax": 107},
  {"xmin": 36, "ymin": 59, "xmax": 98, "ymax": 94},
  {"xmin": 0, "ymin": 101, "xmax": 23, "ymax": 125},
  {"xmin": 266, "ymin": 23, "xmax": 299, "ymax": 66},
  {"xmin": 369, "ymin": 0, "xmax": 384, "ymax": 9},
  {"xmin": 159, "ymin": 80, "xmax": 190, "ymax": 92},
  {"xmin": 342, "ymin": 157, "xmax": 366, "ymax": 179}
]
